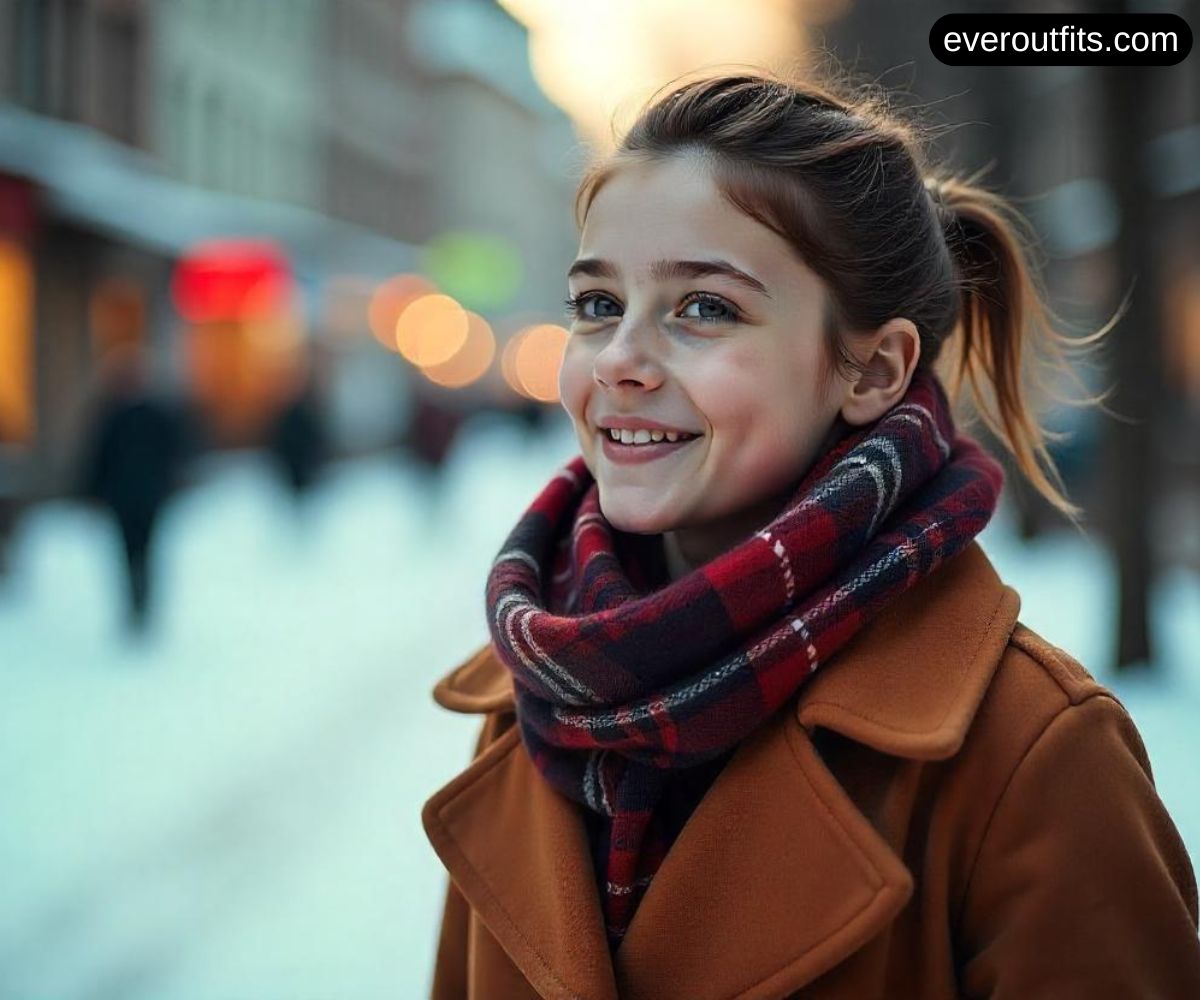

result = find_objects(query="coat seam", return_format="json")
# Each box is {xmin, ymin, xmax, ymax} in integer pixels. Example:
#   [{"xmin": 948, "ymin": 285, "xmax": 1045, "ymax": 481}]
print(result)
[{"xmin": 1007, "ymin": 626, "xmax": 1098, "ymax": 705}]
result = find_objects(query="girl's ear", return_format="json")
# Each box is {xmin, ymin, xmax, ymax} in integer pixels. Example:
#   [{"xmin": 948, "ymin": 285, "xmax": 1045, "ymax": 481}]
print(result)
[{"xmin": 839, "ymin": 318, "xmax": 921, "ymax": 426}]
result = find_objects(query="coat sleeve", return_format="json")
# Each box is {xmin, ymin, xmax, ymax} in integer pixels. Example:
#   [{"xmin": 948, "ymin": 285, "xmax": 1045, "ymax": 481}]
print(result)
[
  {"xmin": 428, "ymin": 710, "xmax": 515, "ymax": 999},
  {"xmin": 957, "ymin": 693, "xmax": 1200, "ymax": 999}
]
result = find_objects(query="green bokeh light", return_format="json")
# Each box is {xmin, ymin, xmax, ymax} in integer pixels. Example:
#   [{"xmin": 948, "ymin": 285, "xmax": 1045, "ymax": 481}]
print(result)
[{"xmin": 421, "ymin": 231, "xmax": 523, "ymax": 312}]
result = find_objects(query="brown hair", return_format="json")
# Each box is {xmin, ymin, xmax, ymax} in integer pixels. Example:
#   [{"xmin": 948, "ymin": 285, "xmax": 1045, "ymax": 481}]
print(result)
[{"xmin": 573, "ymin": 65, "xmax": 1118, "ymax": 524}]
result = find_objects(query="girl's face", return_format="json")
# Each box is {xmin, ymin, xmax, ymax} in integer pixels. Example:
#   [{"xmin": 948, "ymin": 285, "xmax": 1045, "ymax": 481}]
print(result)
[{"xmin": 558, "ymin": 156, "xmax": 853, "ymax": 572}]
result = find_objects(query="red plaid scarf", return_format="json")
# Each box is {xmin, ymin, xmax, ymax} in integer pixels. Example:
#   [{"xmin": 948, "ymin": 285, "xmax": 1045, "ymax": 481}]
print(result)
[{"xmin": 484, "ymin": 366, "xmax": 1004, "ymax": 951}]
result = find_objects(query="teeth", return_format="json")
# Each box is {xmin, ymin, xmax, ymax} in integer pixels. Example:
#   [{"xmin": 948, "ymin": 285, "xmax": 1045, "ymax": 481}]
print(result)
[{"xmin": 606, "ymin": 428, "xmax": 695, "ymax": 445}]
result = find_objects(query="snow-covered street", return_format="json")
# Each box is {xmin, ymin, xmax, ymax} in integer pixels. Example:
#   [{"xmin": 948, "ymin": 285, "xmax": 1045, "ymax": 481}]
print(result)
[{"xmin": 1, "ymin": 413, "xmax": 1197, "ymax": 999}]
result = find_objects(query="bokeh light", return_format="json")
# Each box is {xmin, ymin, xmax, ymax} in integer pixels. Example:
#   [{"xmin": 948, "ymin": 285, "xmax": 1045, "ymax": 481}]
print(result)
[
  {"xmin": 421, "ymin": 231, "xmax": 523, "ymax": 312},
  {"xmin": 171, "ymin": 239, "xmax": 292, "ymax": 324},
  {"xmin": 0, "ymin": 239, "xmax": 33, "ymax": 444},
  {"xmin": 395, "ymin": 294, "xmax": 471, "ymax": 368},
  {"xmin": 367, "ymin": 273, "xmax": 437, "ymax": 351},
  {"xmin": 89, "ymin": 277, "xmax": 146, "ymax": 355},
  {"xmin": 419, "ymin": 311, "xmax": 497, "ymax": 389},
  {"xmin": 503, "ymin": 323, "xmax": 568, "ymax": 402}
]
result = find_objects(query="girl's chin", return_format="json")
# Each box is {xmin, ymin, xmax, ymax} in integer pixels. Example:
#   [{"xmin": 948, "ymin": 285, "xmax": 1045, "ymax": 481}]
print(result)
[
  {"xmin": 597, "ymin": 499, "xmax": 680, "ymax": 536},
  {"xmin": 610, "ymin": 522, "xmax": 671, "ymax": 537}
]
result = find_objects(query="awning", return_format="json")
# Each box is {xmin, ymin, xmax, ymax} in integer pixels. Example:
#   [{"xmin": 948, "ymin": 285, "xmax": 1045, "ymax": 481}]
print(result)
[{"xmin": 0, "ymin": 105, "xmax": 421, "ymax": 281}]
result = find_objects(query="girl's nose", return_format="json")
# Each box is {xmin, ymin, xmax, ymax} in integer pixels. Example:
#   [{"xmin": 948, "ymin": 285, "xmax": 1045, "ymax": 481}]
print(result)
[{"xmin": 593, "ymin": 323, "xmax": 666, "ymax": 391}]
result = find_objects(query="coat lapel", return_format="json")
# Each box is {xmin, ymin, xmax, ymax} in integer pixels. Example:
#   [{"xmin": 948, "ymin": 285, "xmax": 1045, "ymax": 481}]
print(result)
[
  {"xmin": 422, "ymin": 540, "xmax": 1021, "ymax": 999},
  {"xmin": 612, "ymin": 709, "xmax": 915, "ymax": 1000},
  {"xmin": 423, "ymin": 723, "xmax": 620, "ymax": 1000}
]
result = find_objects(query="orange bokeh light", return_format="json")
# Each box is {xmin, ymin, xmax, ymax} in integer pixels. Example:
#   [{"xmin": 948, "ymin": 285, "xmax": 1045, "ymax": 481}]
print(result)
[
  {"xmin": 420, "ymin": 311, "xmax": 496, "ymax": 389},
  {"xmin": 89, "ymin": 277, "xmax": 146, "ymax": 354},
  {"xmin": 505, "ymin": 323, "xmax": 568, "ymax": 402},
  {"xmin": 0, "ymin": 239, "xmax": 33, "ymax": 444},
  {"xmin": 395, "ymin": 293, "xmax": 470, "ymax": 368},
  {"xmin": 368, "ymin": 274, "xmax": 437, "ymax": 351},
  {"xmin": 499, "ymin": 327, "xmax": 528, "ymax": 398}
]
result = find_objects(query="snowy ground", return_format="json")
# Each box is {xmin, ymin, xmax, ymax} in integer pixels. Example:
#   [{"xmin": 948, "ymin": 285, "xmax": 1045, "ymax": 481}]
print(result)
[{"xmin": 0, "ymin": 411, "xmax": 1196, "ymax": 999}]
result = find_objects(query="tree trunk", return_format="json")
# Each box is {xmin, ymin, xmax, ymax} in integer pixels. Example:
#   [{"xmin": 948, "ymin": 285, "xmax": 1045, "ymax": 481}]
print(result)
[{"xmin": 1098, "ymin": 6, "xmax": 1166, "ymax": 671}]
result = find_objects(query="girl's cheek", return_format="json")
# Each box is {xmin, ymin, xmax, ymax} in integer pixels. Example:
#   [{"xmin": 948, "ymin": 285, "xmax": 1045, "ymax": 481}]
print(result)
[
  {"xmin": 719, "ymin": 341, "xmax": 774, "ymax": 379},
  {"xmin": 690, "ymin": 353, "xmax": 762, "ymax": 415},
  {"xmin": 558, "ymin": 349, "xmax": 589, "ymax": 414}
]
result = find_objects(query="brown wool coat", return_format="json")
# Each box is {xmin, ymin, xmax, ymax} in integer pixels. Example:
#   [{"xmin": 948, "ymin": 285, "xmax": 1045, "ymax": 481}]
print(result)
[{"xmin": 421, "ymin": 541, "xmax": 1200, "ymax": 999}]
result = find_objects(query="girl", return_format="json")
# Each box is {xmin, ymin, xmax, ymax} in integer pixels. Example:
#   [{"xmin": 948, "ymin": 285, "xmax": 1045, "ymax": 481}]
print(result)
[{"xmin": 422, "ymin": 69, "xmax": 1200, "ymax": 999}]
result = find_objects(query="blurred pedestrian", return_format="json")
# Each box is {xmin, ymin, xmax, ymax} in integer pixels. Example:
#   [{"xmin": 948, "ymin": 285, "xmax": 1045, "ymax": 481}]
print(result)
[
  {"xmin": 266, "ymin": 371, "xmax": 328, "ymax": 505},
  {"xmin": 0, "ymin": 493, "xmax": 19, "ymax": 581},
  {"xmin": 77, "ymin": 345, "xmax": 190, "ymax": 635},
  {"xmin": 401, "ymin": 388, "xmax": 465, "ymax": 510}
]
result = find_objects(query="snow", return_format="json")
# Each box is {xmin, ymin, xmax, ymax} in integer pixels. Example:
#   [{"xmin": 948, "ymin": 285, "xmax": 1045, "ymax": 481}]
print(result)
[{"xmin": 0, "ymin": 413, "xmax": 1196, "ymax": 997}]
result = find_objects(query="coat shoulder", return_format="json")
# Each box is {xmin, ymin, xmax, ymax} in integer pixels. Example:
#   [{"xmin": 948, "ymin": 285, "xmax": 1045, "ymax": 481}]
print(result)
[
  {"xmin": 1005, "ymin": 620, "xmax": 1110, "ymax": 707},
  {"xmin": 952, "ymin": 616, "xmax": 1170, "ymax": 830},
  {"xmin": 967, "ymin": 619, "xmax": 1127, "ymax": 770},
  {"xmin": 954, "ymin": 625, "xmax": 1200, "ymax": 995}
]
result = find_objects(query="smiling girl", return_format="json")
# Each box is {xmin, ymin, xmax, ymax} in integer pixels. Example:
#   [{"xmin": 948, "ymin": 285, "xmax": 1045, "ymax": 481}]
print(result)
[{"xmin": 422, "ymin": 69, "xmax": 1200, "ymax": 999}]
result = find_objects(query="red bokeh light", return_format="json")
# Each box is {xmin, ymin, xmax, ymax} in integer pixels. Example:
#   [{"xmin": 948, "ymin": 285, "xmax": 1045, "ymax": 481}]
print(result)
[{"xmin": 171, "ymin": 239, "xmax": 292, "ymax": 323}]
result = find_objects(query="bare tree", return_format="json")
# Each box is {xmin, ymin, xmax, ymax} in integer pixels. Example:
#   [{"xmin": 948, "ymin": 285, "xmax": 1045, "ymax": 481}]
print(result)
[{"xmin": 1097, "ymin": 1, "xmax": 1168, "ymax": 671}]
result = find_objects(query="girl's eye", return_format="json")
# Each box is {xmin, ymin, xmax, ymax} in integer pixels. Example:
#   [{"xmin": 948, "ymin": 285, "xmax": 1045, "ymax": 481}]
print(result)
[
  {"xmin": 563, "ymin": 291, "xmax": 743, "ymax": 326},
  {"xmin": 678, "ymin": 292, "xmax": 742, "ymax": 325},
  {"xmin": 563, "ymin": 292, "xmax": 620, "ymax": 322}
]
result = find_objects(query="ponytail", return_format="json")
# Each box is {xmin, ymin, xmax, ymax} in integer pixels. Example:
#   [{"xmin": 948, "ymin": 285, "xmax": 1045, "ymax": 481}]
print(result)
[{"xmin": 925, "ymin": 169, "xmax": 1120, "ymax": 525}]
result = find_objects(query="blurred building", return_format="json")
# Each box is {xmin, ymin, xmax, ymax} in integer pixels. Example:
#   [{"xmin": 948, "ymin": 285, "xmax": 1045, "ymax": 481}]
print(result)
[
  {"xmin": 408, "ymin": 0, "xmax": 580, "ymax": 300},
  {"xmin": 0, "ymin": 0, "xmax": 580, "ymax": 500},
  {"xmin": 0, "ymin": 0, "xmax": 178, "ymax": 506},
  {"xmin": 155, "ymin": 0, "xmax": 325, "ymax": 207},
  {"xmin": 324, "ymin": 0, "xmax": 432, "ymax": 242}
]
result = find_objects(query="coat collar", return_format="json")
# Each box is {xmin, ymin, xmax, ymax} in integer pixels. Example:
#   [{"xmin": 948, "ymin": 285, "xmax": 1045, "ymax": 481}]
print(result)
[{"xmin": 422, "ymin": 540, "xmax": 1020, "ymax": 999}]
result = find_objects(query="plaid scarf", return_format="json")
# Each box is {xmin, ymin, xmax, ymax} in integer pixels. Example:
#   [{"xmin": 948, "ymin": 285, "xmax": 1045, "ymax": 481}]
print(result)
[{"xmin": 484, "ymin": 366, "xmax": 1004, "ymax": 951}]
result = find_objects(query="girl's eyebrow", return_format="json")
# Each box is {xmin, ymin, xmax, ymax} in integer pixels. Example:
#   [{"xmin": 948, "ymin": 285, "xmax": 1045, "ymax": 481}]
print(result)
[{"xmin": 567, "ymin": 257, "xmax": 771, "ymax": 299}]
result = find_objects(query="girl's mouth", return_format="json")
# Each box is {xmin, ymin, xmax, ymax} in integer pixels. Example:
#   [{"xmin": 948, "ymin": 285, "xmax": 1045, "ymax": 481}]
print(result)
[{"xmin": 599, "ymin": 431, "xmax": 702, "ymax": 465}]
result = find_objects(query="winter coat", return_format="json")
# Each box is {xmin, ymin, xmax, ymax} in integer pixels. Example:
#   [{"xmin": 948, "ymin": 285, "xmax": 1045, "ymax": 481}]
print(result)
[
  {"xmin": 79, "ymin": 392, "xmax": 189, "ymax": 520},
  {"xmin": 421, "ymin": 540, "xmax": 1200, "ymax": 999}
]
